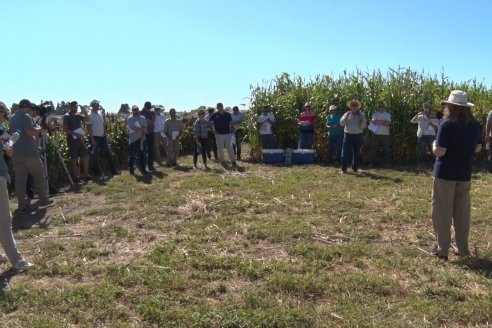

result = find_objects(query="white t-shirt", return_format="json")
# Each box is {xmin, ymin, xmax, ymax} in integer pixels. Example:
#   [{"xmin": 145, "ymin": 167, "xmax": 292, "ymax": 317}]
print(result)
[
  {"xmin": 371, "ymin": 111, "xmax": 391, "ymax": 135},
  {"xmin": 154, "ymin": 113, "xmax": 166, "ymax": 134},
  {"xmin": 487, "ymin": 110, "xmax": 492, "ymax": 137},
  {"xmin": 257, "ymin": 113, "xmax": 275, "ymax": 135},
  {"xmin": 87, "ymin": 111, "xmax": 105, "ymax": 137},
  {"xmin": 413, "ymin": 114, "xmax": 437, "ymax": 137}
]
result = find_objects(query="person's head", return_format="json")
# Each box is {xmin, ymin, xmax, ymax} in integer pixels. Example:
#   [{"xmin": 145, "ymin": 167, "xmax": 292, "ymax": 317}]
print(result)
[
  {"xmin": 169, "ymin": 108, "xmax": 176, "ymax": 118},
  {"xmin": 328, "ymin": 105, "xmax": 337, "ymax": 114},
  {"xmin": 198, "ymin": 109, "xmax": 206, "ymax": 120},
  {"xmin": 90, "ymin": 99, "xmax": 100, "ymax": 111},
  {"xmin": 154, "ymin": 105, "xmax": 163, "ymax": 115},
  {"xmin": 347, "ymin": 100, "xmax": 361, "ymax": 112},
  {"xmin": 18, "ymin": 99, "xmax": 37, "ymax": 117},
  {"xmin": 69, "ymin": 101, "xmax": 78, "ymax": 114},
  {"xmin": 144, "ymin": 101, "xmax": 152, "ymax": 111},
  {"xmin": 262, "ymin": 105, "xmax": 270, "ymax": 115},
  {"xmin": 216, "ymin": 102, "xmax": 224, "ymax": 113},
  {"xmin": 377, "ymin": 102, "xmax": 386, "ymax": 112},
  {"xmin": 207, "ymin": 107, "xmax": 215, "ymax": 115},
  {"xmin": 0, "ymin": 101, "xmax": 10, "ymax": 123},
  {"xmin": 441, "ymin": 90, "xmax": 475, "ymax": 124},
  {"xmin": 131, "ymin": 105, "xmax": 140, "ymax": 115},
  {"xmin": 422, "ymin": 103, "xmax": 431, "ymax": 116},
  {"xmin": 232, "ymin": 106, "xmax": 239, "ymax": 114},
  {"xmin": 303, "ymin": 102, "xmax": 312, "ymax": 112}
]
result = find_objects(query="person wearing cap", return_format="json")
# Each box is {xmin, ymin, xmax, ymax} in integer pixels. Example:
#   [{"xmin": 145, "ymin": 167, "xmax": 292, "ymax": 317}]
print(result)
[
  {"xmin": 164, "ymin": 108, "xmax": 184, "ymax": 167},
  {"xmin": 153, "ymin": 105, "xmax": 167, "ymax": 166},
  {"xmin": 87, "ymin": 100, "xmax": 119, "ymax": 178},
  {"xmin": 140, "ymin": 101, "xmax": 156, "ymax": 171},
  {"xmin": 0, "ymin": 102, "xmax": 33, "ymax": 272},
  {"xmin": 8, "ymin": 99, "xmax": 51, "ymax": 214},
  {"xmin": 298, "ymin": 102, "xmax": 317, "ymax": 149},
  {"xmin": 368, "ymin": 102, "xmax": 392, "ymax": 167},
  {"xmin": 340, "ymin": 100, "xmax": 367, "ymax": 173},
  {"xmin": 205, "ymin": 107, "xmax": 218, "ymax": 160},
  {"xmin": 326, "ymin": 104, "xmax": 343, "ymax": 165},
  {"xmin": 209, "ymin": 102, "xmax": 236, "ymax": 166},
  {"xmin": 429, "ymin": 90, "xmax": 482, "ymax": 261},
  {"xmin": 231, "ymin": 106, "xmax": 244, "ymax": 160},
  {"xmin": 256, "ymin": 105, "xmax": 276, "ymax": 149},
  {"xmin": 63, "ymin": 101, "xmax": 91, "ymax": 182},
  {"xmin": 127, "ymin": 105, "xmax": 147, "ymax": 175},
  {"xmin": 484, "ymin": 108, "xmax": 492, "ymax": 172},
  {"xmin": 411, "ymin": 103, "xmax": 439, "ymax": 171},
  {"xmin": 193, "ymin": 109, "xmax": 209, "ymax": 169}
]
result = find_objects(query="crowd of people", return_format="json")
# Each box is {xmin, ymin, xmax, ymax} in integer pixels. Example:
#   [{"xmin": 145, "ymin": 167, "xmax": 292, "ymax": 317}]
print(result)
[{"xmin": 0, "ymin": 90, "xmax": 489, "ymax": 273}]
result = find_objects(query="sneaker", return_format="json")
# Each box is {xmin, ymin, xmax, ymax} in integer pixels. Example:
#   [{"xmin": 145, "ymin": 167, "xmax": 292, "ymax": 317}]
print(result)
[
  {"xmin": 17, "ymin": 205, "xmax": 31, "ymax": 215},
  {"xmin": 0, "ymin": 254, "xmax": 8, "ymax": 264},
  {"xmin": 12, "ymin": 259, "xmax": 34, "ymax": 272}
]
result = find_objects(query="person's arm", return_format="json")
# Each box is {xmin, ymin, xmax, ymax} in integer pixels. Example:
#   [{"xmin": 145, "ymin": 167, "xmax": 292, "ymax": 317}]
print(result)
[
  {"xmin": 87, "ymin": 114, "xmax": 95, "ymax": 145},
  {"xmin": 432, "ymin": 122, "xmax": 448, "ymax": 157},
  {"xmin": 360, "ymin": 113, "xmax": 367, "ymax": 129},
  {"xmin": 485, "ymin": 115, "xmax": 492, "ymax": 144},
  {"xmin": 410, "ymin": 113, "xmax": 421, "ymax": 124},
  {"xmin": 26, "ymin": 125, "xmax": 42, "ymax": 138},
  {"xmin": 339, "ymin": 111, "xmax": 349, "ymax": 126}
]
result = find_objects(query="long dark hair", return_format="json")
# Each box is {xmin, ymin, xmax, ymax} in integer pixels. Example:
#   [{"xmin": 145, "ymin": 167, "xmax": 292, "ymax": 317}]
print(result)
[{"xmin": 444, "ymin": 104, "xmax": 477, "ymax": 124}]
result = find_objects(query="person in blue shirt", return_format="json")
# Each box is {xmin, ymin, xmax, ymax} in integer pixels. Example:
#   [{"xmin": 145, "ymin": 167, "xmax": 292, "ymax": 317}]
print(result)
[
  {"xmin": 231, "ymin": 106, "xmax": 244, "ymax": 160},
  {"xmin": 430, "ymin": 90, "xmax": 482, "ymax": 261},
  {"xmin": 326, "ymin": 105, "xmax": 343, "ymax": 165}
]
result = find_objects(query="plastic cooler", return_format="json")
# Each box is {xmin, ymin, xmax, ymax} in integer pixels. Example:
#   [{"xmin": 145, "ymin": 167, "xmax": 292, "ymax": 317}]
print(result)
[
  {"xmin": 292, "ymin": 149, "xmax": 316, "ymax": 164},
  {"xmin": 262, "ymin": 149, "xmax": 284, "ymax": 164}
]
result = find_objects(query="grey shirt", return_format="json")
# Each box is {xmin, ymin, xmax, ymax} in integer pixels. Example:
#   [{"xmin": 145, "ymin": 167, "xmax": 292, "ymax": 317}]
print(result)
[
  {"xmin": 8, "ymin": 110, "xmax": 38, "ymax": 158},
  {"xmin": 127, "ymin": 115, "xmax": 147, "ymax": 144},
  {"xmin": 340, "ymin": 111, "xmax": 367, "ymax": 134},
  {"xmin": 164, "ymin": 118, "xmax": 184, "ymax": 139}
]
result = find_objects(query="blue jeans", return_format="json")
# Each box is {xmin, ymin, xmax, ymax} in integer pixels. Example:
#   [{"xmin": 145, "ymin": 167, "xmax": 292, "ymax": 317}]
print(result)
[
  {"xmin": 341, "ymin": 133, "xmax": 363, "ymax": 172},
  {"xmin": 418, "ymin": 135, "xmax": 435, "ymax": 164},
  {"xmin": 327, "ymin": 134, "xmax": 342, "ymax": 164},
  {"xmin": 91, "ymin": 136, "xmax": 117, "ymax": 175},
  {"xmin": 298, "ymin": 132, "xmax": 314, "ymax": 149},
  {"xmin": 128, "ymin": 140, "xmax": 145, "ymax": 173}
]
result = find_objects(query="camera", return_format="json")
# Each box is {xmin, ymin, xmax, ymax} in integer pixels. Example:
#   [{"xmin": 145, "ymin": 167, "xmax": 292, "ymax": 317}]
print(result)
[{"xmin": 34, "ymin": 101, "xmax": 55, "ymax": 119}]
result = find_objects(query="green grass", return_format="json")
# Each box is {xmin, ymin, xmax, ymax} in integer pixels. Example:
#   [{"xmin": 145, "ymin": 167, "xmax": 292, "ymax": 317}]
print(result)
[{"xmin": 1, "ymin": 151, "xmax": 492, "ymax": 327}]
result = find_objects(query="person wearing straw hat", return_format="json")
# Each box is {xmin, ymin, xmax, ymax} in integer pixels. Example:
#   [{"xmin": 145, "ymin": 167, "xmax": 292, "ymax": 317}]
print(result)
[
  {"xmin": 340, "ymin": 100, "xmax": 367, "ymax": 173},
  {"xmin": 429, "ymin": 90, "xmax": 482, "ymax": 261},
  {"xmin": 0, "ymin": 102, "xmax": 34, "ymax": 272}
]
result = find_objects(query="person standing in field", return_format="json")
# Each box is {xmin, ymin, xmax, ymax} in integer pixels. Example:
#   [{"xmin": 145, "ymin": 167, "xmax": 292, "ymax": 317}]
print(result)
[
  {"xmin": 231, "ymin": 106, "xmax": 244, "ymax": 160},
  {"xmin": 127, "ymin": 105, "xmax": 147, "ymax": 175},
  {"xmin": 205, "ymin": 107, "xmax": 218, "ymax": 160},
  {"xmin": 326, "ymin": 104, "xmax": 343, "ymax": 165},
  {"xmin": 153, "ymin": 105, "xmax": 167, "ymax": 166},
  {"xmin": 484, "ymin": 108, "xmax": 492, "ymax": 172},
  {"xmin": 368, "ymin": 102, "xmax": 392, "ymax": 167},
  {"xmin": 340, "ymin": 100, "xmax": 367, "ymax": 173},
  {"xmin": 193, "ymin": 109, "xmax": 209, "ymax": 169},
  {"xmin": 209, "ymin": 102, "xmax": 236, "ymax": 166},
  {"xmin": 430, "ymin": 90, "xmax": 482, "ymax": 260},
  {"xmin": 63, "ymin": 101, "xmax": 91, "ymax": 182},
  {"xmin": 0, "ymin": 102, "xmax": 34, "ymax": 272},
  {"xmin": 298, "ymin": 102, "xmax": 316, "ymax": 149},
  {"xmin": 164, "ymin": 108, "xmax": 184, "ymax": 167},
  {"xmin": 140, "ymin": 101, "xmax": 156, "ymax": 171},
  {"xmin": 87, "ymin": 99, "xmax": 119, "ymax": 178},
  {"xmin": 411, "ymin": 103, "xmax": 439, "ymax": 171},
  {"xmin": 257, "ymin": 105, "xmax": 276, "ymax": 149}
]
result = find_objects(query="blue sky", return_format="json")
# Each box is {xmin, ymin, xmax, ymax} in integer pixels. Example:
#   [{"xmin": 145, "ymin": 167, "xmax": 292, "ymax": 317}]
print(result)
[{"xmin": 1, "ymin": 0, "xmax": 491, "ymax": 112}]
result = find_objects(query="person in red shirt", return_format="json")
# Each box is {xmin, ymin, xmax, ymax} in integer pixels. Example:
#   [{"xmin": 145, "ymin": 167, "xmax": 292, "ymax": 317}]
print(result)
[{"xmin": 298, "ymin": 102, "xmax": 316, "ymax": 149}]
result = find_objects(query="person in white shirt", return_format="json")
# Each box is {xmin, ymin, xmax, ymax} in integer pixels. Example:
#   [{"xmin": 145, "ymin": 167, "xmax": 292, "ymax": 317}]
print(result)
[
  {"xmin": 153, "ymin": 106, "xmax": 167, "ymax": 166},
  {"xmin": 256, "ymin": 105, "xmax": 276, "ymax": 149},
  {"xmin": 411, "ymin": 103, "xmax": 439, "ymax": 170},
  {"xmin": 231, "ymin": 106, "xmax": 244, "ymax": 160},
  {"xmin": 484, "ymin": 109, "xmax": 492, "ymax": 172},
  {"xmin": 369, "ymin": 102, "xmax": 391, "ymax": 167},
  {"xmin": 87, "ymin": 100, "xmax": 119, "ymax": 177}
]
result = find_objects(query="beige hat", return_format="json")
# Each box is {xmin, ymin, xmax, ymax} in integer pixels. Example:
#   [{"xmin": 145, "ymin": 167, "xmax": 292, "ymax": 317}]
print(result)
[
  {"xmin": 441, "ymin": 90, "xmax": 474, "ymax": 107},
  {"xmin": 347, "ymin": 99, "xmax": 362, "ymax": 109},
  {"xmin": 329, "ymin": 105, "xmax": 337, "ymax": 111}
]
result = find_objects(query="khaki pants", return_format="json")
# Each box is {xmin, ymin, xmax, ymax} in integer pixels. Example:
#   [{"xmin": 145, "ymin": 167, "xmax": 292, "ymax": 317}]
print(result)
[
  {"xmin": 13, "ymin": 156, "xmax": 49, "ymax": 209},
  {"xmin": 0, "ymin": 176, "xmax": 23, "ymax": 264},
  {"xmin": 215, "ymin": 134, "xmax": 235, "ymax": 163},
  {"xmin": 154, "ymin": 133, "xmax": 167, "ymax": 165},
  {"xmin": 167, "ymin": 138, "xmax": 180, "ymax": 165},
  {"xmin": 431, "ymin": 177, "xmax": 471, "ymax": 257}
]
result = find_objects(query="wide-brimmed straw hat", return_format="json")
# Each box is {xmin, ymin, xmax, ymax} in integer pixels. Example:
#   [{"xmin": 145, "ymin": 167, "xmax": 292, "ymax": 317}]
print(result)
[
  {"xmin": 441, "ymin": 90, "xmax": 474, "ymax": 107},
  {"xmin": 346, "ymin": 99, "xmax": 362, "ymax": 109}
]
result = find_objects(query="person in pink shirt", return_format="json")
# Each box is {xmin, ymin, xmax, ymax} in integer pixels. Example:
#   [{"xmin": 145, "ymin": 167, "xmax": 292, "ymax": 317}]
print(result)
[{"xmin": 298, "ymin": 102, "xmax": 317, "ymax": 149}]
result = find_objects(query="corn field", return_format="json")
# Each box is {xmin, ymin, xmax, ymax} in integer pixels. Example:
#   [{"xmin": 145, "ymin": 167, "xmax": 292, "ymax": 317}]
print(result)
[{"xmin": 244, "ymin": 68, "xmax": 492, "ymax": 163}]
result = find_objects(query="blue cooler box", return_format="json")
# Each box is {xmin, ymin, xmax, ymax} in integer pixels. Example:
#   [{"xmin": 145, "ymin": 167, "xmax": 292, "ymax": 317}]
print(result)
[
  {"xmin": 262, "ymin": 149, "xmax": 284, "ymax": 164},
  {"xmin": 292, "ymin": 149, "xmax": 316, "ymax": 164}
]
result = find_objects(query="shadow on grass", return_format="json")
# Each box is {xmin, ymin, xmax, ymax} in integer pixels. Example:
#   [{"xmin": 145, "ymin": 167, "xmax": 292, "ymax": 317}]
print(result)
[
  {"xmin": 0, "ymin": 268, "xmax": 19, "ymax": 292},
  {"xmin": 12, "ymin": 206, "xmax": 50, "ymax": 230},
  {"xmin": 173, "ymin": 165, "xmax": 193, "ymax": 173},
  {"xmin": 454, "ymin": 256, "xmax": 492, "ymax": 279},
  {"xmin": 359, "ymin": 170, "xmax": 403, "ymax": 183}
]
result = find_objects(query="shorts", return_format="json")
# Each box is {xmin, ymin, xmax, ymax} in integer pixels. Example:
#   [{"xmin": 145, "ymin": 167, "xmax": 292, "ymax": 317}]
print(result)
[{"xmin": 67, "ymin": 137, "xmax": 88, "ymax": 159}]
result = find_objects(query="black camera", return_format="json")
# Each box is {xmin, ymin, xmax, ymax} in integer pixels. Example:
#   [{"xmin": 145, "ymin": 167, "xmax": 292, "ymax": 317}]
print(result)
[{"xmin": 35, "ymin": 101, "xmax": 55, "ymax": 119}]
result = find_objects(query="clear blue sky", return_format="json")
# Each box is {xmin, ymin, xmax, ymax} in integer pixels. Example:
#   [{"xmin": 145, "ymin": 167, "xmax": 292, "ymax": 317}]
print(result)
[{"xmin": 1, "ymin": 0, "xmax": 491, "ymax": 112}]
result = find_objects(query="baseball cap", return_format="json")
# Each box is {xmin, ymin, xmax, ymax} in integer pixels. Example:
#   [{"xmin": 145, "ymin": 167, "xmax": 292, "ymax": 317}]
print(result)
[
  {"xmin": 132, "ymin": 105, "xmax": 139, "ymax": 110},
  {"xmin": 329, "ymin": 105, "xmax": 337, "ymax": 111},
  {"xmin": 90, "ymin": 99, "xmax": 100, "ymax": 106},
  {"xmin": 18, "ymin": 99, "xmax": 35, "ymax": 109}
]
